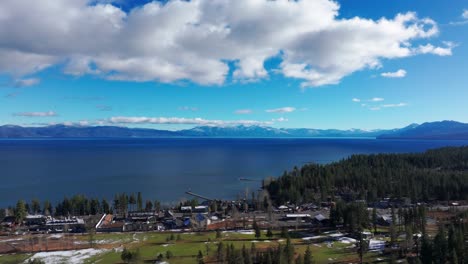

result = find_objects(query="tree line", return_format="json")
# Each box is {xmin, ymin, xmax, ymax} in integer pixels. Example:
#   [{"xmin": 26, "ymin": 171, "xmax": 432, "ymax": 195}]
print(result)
[
  {"xmin": 214, "ymin": 238, "xmax": 313, "ymax": 264},
  {"xmin": 265, "ymin": 146, "xmax": 468, "ymax": 205},
  {"xmin": 4, "ymin": 192, "xmax": 163, "ymax": 224},
  {"xmin": 418, "ymin": 213, "xmax": 466, "ymax": 264}
]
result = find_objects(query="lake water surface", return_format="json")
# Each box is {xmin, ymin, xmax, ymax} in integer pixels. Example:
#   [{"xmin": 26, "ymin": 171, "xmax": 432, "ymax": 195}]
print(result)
[{"xmin": 1, "ymin": 138, "xmax": 467, "ymax": 207}]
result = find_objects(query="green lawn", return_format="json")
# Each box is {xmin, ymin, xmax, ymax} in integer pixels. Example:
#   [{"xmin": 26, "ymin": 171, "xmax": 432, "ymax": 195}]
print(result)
[
  {"xmin": 0, "ymin": 253, "xmax": 31, "ymax": 264},
  {"xmin": 2, "ymin": 230, "xmax": 398, "ymax": 264}
]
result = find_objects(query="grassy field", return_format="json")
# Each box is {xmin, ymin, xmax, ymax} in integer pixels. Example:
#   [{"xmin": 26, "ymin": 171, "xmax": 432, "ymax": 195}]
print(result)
[
  {"xmin": 83, "ymin": 230, "xmax": 390, "ymax": 264},
  {"xmin": 0, "ymin": 253, "xmax": 31, "ymax": 264},
  {"xmin": 2, "ymin": 230, "xmax": 397, "ymax": 263}
]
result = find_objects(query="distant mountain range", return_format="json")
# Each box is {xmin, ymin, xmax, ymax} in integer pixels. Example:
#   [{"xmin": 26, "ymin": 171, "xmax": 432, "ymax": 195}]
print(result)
[
  {"xmin": 0, "ymin": 121, "xmax": 467, "ymax": 140},
  {"xmin": 376, "ymin": 121, "xmax": 468, "ymax": 140}
]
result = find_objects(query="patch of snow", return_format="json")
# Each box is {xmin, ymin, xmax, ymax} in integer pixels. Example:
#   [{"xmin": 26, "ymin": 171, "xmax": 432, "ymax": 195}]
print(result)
[
  {"xmin": 0, "ymin": 238, "xmax": 25, "ymax": 242},
  {"xmin": 222, "ymin": 230, "xmax": 254, "ymax": 235},
  {"xmin": 328, "ymin": 233, "xmax": 344, "ymax": 238},
  {"xmin": 302, "ymin": 236, "xmax": 323, "ymax": 241},
  {"xmin": 338, "ymin": 237, "xmax": 357, "ymax": 244},
  {"xmin": 94, "ymin": 239, "xmax": 122, "ymax": 245},
  {"xmin": 49, "ymin": 234, "xmax": 63, "ymax": 239},
  {"xmin": 26, "ymin": 248, "xmax": 108, "ymax": 264}
]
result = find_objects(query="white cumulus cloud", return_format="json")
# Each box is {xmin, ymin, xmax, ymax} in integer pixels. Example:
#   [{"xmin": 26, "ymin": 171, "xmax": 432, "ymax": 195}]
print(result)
[
  {"xmin": 381, "ymin": 69, "xmax": 407, "ymax": 78},
  {"xmin": 265, "ymin": 107, "xmax": 296, "ymax": 113},
  {"xmin": 414, "ymin": 42, "xmax": 454, "ymax": 56},
  {"xmin": 13, "ymin": 111, "xmax": 57, "ymax": 117},
  {"xmin": 370, "ymin": 97, "xmax": 384, "ymax": 102},
  {"xmin": 352, "ymin": 98, "xmax": 361, "ymax": 102},
  {"xmin": 0, "ymin": 0, "xmax": 454, "ymax": 87},
  {"xmin": 272, "ymin": 117, "xmax": 288, "ymax": 122},
  {"xmin": 382, "ymin": 102, "xmax": 407, "ymax": 108},
  {"xmin": 14, "ymin": 78, "xmax": 41, "ymax": 87},
  {"xmin": 235, "ymin": 109, "xmax": 253, "ymax": 114},
  {"xmin": 109, "ymin": 116, "xmax": 272, "ymax": 126},
  {"xmin": 463, "ymin": 9, "xmax": 468, "ymax": 19}
]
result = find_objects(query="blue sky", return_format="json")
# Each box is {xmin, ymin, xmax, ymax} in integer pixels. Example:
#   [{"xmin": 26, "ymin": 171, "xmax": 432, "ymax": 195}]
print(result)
[{"xmin": 0, "ymin": 0, "xmax": 467, "ymax": 130}]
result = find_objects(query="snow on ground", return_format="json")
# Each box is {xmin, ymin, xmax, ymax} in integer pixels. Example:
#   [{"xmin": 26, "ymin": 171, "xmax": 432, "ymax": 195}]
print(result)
[
  {"xmin": 328, "ymin": 233, "xmax": 344, "ymax": 238},
  {"xmin": 0, "ymin": 238, "xmax": 25, "ymax": 243},
  {"xmin": 222, "ymin": 230, "xmax": 254, "ymax": 235},
  {"xmin": 95, "ymin": 239, "xmax": 122, "ymax": 244},
  {"xmin": 338, "ymin": 237, "xmax": 357, "ymax": 244},
  {"xmin": 49, "ymin": 234, "xmax": 63, "ymax": 239},
  {"xmin": 302, "ymin": 236, "xmax": 323, "ymax": 241},
  {"xmin": 26, "ymin": 248, "xmax": 108, "ymax": 264}
]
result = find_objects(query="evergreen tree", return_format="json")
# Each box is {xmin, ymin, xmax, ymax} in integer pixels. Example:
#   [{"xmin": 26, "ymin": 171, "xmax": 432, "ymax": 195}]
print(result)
[
  {"xmin": 253, "ymin": 220, "xmax": 261, "ymax": 238},
  {"xmin": 420, "ymin": 236, "xmax": 433, "ymax": 264},
  {"xmin": 15, "ymin": 200, "xmax": 27, "ymax": 224},
  {"xmin": 198, "ymin": 250, "xmax": 205, "ymax": 264},
  {"xmin": 280, "ymin": 227, "xmax": 289, "ymax": 238},
  {"xmin": 432, "ymin": 225, "xmax": 448, "ymax": 264},
  {"xmin": 102, "ymin": 199, "xmax": 110, "ymax": 214},
  {"xmin": 145, "ymin": 200, "xmax": 153, "ymax": 211},
  {"xmin": 303, "ymin": 246, "xmax": 312, "ymax": 264},
  {"xmin": 121, "ymin": 248, "xmax": 132, "ymax": 263},
  {"xmin": 31, "ymin": 198, "xmax": 41, "ymax": 214},
  {"xmin": 129, "ymin": 193, "xmax": 136, "ymax": 211},
  {"xmin": 357, "ymin": 232, "xmax": 369, "ymax": 264},
  {"xmin": 217, "ymin": 242, "xmax": 225, "ymax": 262},
  {"xmin": 137, "ymin": 192, "xmax": 143, "ymax": 211},
  {"xmin": 266, "ymin": 227, "xmax": 273, "ymax": 238},
  {"xmin": 284, "ymin": 238, "xmax": 295, "ymax": 264},
  {"xmin": 43, "ymin": 200, "xmax": 52, "ymax": 215},
  {"xmin": 372, "ymin": 207, "xmax": 378, "ymax": 233}
]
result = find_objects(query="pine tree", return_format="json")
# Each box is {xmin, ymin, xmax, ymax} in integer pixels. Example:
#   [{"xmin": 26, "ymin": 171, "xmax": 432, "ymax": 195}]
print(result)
[
  {"xmin": 284, "ymin": 238, "xmax": 295, "ymax": 264},
  {"xmin": 253, "ymin": 220, "xmax": 261, "ymax": 238},
  {"xmin": 129, "ymin": 193, "xmax": 136, "ymax": 211},
  {"xmin": 372, "ymin": 207, "xmax": 378, "ymax": 233},
  {"xmin": 198, "ymin": 250, "xmax": 205, "ymax": 264},
  {"xmin": 31, "ymin": 198, "xmax": 41, "ymax": 215},
  {"xmin": 217, "ymin": 242, "xmax": 225, "ymax": 262},
  {"xmin": 137, "ymin": 192, "xmax": 143, "ymax": 211},
  {"xmin": 357, "ymin": 232, "xmax": 369, "ymax": 264},
  {"xmin": 432, "ymin": 225, "xmax": 448, "ymax": 264},
  {"xmin": 15, "ymin": 200, "xmax": 27, "ymax": 224},
  {"xmin": 390, "ymin": 206, "xmax": 397, "ymax": 245},
  {"xmin": 303, "ymin": 246, "xmax": 312, "ymax": 264},
  {"xmin": 266, "ymin": 228, "xmax": 273, "ymax": 238},
  {"xmin": 420, "ymin": 236, "xmax": 433, "ymax": 264}
]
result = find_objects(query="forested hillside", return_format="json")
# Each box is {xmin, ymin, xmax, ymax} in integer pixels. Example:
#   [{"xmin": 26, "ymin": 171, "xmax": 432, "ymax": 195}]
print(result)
[{"xmin": 265, "ymin": 146, "xmax": 468, "ymax": 205}]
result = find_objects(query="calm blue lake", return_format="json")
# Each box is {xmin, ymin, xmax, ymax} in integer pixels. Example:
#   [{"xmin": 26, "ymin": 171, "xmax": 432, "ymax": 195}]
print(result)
[{"xmin": 0, "ymin": 138, "xmax": 467, "ymax": 207}]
